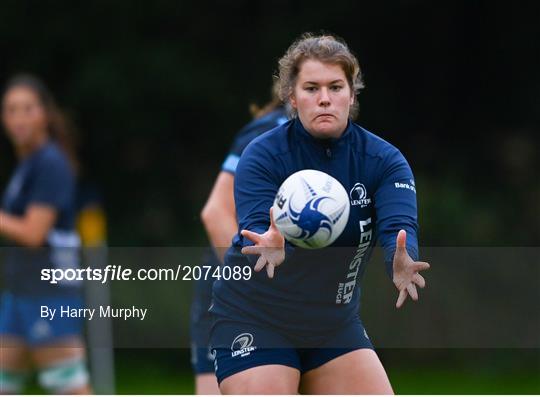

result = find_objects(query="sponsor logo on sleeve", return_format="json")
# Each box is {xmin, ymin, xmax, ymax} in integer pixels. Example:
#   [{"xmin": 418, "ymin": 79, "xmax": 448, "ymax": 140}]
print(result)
[{"xmin": 394, "ymin": 179, "xmax": 416, "ymax": 193}]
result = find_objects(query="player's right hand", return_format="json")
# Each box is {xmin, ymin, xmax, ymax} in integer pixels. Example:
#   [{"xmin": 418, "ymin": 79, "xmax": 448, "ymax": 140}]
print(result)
[{"xmin": 240, "ymin": 208, "xmax": 285, "ymax": 278}]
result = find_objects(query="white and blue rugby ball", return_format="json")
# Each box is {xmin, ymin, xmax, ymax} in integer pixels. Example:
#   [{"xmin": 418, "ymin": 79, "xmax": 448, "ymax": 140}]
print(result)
[{"xmin": 272, "ymin": 169, "xmax": 350, "ymax": 249}]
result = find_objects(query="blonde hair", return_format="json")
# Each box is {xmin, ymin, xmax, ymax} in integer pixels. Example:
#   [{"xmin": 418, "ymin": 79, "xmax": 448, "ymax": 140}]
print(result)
[{"xmin": 276, "ymin": 33, "xmax": 364, "ymax": 119}]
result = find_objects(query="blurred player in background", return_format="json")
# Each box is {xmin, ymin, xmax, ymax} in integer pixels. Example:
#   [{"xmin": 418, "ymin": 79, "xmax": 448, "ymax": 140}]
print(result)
[
  {"xmin": 0, "ymin": 74, "xmax": 91, "ymax": 394},
  {"xmin": 191, "ymin": 85, "xmax": 287, "ymax": 394},
  {"xmin": 209, "ymin": 33, "xmax": 430, "ymax": 394}
]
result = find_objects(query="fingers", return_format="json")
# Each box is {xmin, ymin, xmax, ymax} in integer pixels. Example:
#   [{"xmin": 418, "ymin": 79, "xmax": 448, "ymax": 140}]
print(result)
[
  {"xmin": 412, "ymin": 261, "xmax": 430, "ymax": 272},
  {"xmin": 254, "ymin": 255, "xmax": 267, "ymax": 273},
  {"xmin": 241, "ymin": 245, "xmax": 260, "ymax": 255},
  {"xmin": 269, "ymin": 207, "xmax": 278, "ymax": 230},
  {"xmin": 396, "ymin": 288, "xmax": 408, "ymax": 308},
  {"xmin": 241, "ymin": 229, "xmax": 261, "ymax": 244},
  {"xmin": 412, "ymin": 273, "xmax": 426, "ymax": 288},
  {"xmin": 253, "ymin": 256, "xmax": 275, "ymax": 278},
  {"xmin": 407, "ymin": 283, "xmax": 418, "ymax": 301},
  {"xmin": 396, "ymin": 229, "xmax": 407, "ymax": 249},
  {"xmin": 266, "ymin": 263, "xmax": 275, "ymax": 278}
]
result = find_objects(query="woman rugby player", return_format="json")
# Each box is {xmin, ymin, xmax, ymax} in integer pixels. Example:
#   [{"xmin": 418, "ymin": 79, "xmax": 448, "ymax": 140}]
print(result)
[
  {"xmin": 0, "ymin": 75, "xmax": 91, "ymax": 394},
  {"xmin": 209, "ymin": 34, "xmax": 430, "ymax": 394}
]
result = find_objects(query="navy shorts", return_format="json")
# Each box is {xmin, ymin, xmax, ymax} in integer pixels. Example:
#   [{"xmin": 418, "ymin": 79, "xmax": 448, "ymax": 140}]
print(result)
[
  {"xmin": 0, "ymin": 291, "xmax": 85, "ymax": 346},
  {"xmin": 210, "ymin": 317, "xmax": 373, "ymax": 384}
]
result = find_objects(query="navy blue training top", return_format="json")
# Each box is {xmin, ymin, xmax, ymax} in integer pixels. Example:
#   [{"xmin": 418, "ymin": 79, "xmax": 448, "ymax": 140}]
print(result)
[
  {"xmin": 2, "ymin": 141, "xmax": 80, "ymax": 296},
  {"xmin": 211, "ymin": 118, "xmax": 419, "ymax": 336}
]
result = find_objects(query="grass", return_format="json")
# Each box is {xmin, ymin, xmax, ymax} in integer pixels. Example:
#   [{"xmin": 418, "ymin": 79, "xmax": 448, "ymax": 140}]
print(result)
[
  {"xmin": 21, "ymin": 349, "xmax": 540, "ymax": 394},
  {"xmin": 388, "ymin": 367, "xmax": 540, "ymax": 394}
]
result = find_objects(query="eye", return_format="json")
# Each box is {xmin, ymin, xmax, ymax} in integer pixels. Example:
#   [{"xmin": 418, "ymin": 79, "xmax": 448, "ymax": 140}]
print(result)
[
  {"xmin": 304, "ymin": 86, "xmax": 317, "ymax": 93},
  {"xmin": 330, "ymin": 85, "xmax": 343, "ymax": 92},
  {"xmin": 6, "ymin": 106, "xmax": 17, "ymax": 116}
]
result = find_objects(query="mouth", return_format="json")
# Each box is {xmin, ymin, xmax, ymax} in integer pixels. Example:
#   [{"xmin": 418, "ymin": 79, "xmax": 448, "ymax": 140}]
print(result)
[{"xmin": 315, "ymin": 113, "xmax": 334, "ymax": 120}]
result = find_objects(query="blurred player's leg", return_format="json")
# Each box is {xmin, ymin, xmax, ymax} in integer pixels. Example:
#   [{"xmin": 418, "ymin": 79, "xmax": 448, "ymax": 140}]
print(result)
[
  {"xmin": 191, "ymin": 252, "xmax": 220, "ymax": 394},
  {"xmin": 32, "ymin": 337, "xmax": 91, "ymax": 394},
  {"xmin": 300, "ymin": 349, "xmax": 393, "ymax": 394},
  {"xmin": 0, "ymin": 337, "xmax": 29, "ymax": 394}
]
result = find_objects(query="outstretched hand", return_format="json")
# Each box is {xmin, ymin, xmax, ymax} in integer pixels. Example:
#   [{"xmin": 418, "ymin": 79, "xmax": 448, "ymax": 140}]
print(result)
[
  {"xmin": 392, "ymin": 230, "xmax": 430, "ymax": 308},
  {"xmin": 240, "ymin": 207, "xmax": 285, "ymax": 278}
]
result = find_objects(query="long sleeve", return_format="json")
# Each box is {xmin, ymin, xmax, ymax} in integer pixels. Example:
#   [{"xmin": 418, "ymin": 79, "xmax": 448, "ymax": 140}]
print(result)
[
  {"xmin": 374, "ymin": 147, "xmax": 419, "ymax": 277},
  {"xmin": 233, "ymin": 140, "xmax": 283, "ymax": 245}
]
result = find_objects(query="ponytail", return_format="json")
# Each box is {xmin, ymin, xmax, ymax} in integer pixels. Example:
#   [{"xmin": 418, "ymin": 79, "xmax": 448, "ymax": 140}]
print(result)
[{"xmin": 248, "ymin": 78, "xmax": 283, "ymax": 119}]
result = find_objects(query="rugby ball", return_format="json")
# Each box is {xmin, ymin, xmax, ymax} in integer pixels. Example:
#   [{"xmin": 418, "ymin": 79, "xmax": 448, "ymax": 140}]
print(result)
[{"xmin": 272, "ymin": 169, "xmax": 350, "ymax": 249}]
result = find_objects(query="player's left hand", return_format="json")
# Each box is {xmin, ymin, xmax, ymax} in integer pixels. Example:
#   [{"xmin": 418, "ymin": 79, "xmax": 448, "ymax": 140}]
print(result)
[
  {"xmin": 392, "ymin": 229, "xmax": 430, "ymax": 308},
  {"xmin": 240, "ymin": 207, "xmax": 285, "ymax": 278}
]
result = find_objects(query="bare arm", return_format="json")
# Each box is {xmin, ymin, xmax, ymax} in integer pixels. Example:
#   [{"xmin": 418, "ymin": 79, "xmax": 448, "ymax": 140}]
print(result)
[
  {"xmin": 200, "ymin": 171, "xmax": 237, "ymax": 262},
  {"xmin": 0, "ymin": 205, "xmax": 57, "ymax": 247}
]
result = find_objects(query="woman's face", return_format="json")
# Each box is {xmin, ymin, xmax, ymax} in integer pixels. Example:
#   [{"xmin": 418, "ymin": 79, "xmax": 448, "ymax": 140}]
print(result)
[
  {"xmin": 290, "ymin": 59, "xmax": 354, "ymax": 139},
  {"xmin": 2, "ymin": 86, "xmax": 48, "ymax": 148}
]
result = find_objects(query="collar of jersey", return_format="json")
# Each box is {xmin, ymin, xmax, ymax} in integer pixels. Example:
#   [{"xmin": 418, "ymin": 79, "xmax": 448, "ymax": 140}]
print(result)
[{"xmin": 292, "ymin": 117, "xmax": 352, "ymax": 148}]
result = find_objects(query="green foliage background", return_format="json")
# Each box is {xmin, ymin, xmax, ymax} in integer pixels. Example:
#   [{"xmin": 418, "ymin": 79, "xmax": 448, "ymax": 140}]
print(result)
[{"xmin": 1, "ymin": 0, "xmax": 539, "ymax": 394}]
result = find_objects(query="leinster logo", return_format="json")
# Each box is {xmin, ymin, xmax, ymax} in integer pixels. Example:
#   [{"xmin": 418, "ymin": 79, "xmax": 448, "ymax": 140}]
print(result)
[
  {"xmin": 231, "ymin": 333, "xmax": 256, "ymax": 358},
  {"xmin": 350, "ymin": 183, "xmax": 371, "ymax": 207}
]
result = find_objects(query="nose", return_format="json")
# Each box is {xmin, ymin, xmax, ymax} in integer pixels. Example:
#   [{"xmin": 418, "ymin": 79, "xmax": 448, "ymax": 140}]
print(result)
[
  {"xmin": 318, "ymin": 87, "xmax": 331, "ymax": 107},
  {"xmin": 12, "ymin": 112, "xmax": 28, "ymax": 128}
]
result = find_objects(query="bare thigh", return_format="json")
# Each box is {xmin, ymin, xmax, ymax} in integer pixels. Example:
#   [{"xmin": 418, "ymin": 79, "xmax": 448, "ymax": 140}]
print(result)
[
  {"xmin": 220, "ymin": 364, "xmax": 300, "ymax": 395},
  {"xmin": 300, "ymin": 348, "xmax": 393, "ymax": 394},
  {"xmin": 195, "ymin": 373, "xmax": 220, "ymax": 395},
  {"xmin": 0, "ymin": 335, "xmax": 29, "ymax": 370}
]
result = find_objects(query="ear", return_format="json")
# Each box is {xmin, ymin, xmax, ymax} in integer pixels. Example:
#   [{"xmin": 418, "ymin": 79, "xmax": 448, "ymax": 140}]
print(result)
[
  {"xmin": 350, "ymin": 93, "xmax": 355, "ymax": 106},
  {"xmin": 290, "ymin": 93, "xmax": 297, "ymax": 109}
]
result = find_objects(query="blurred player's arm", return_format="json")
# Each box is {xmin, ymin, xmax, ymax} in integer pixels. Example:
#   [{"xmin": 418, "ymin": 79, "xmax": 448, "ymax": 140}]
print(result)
[
  {"xmin": 0, "ymin": 206, "xmax": 56, "ymax": 247},
  {"xmin": 0, "ymin": 149, "xmax": 71, "ymax": 248},
  {"xmin": 200, "ymin": 171, "xmax": 237, "ymax": 262}
]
